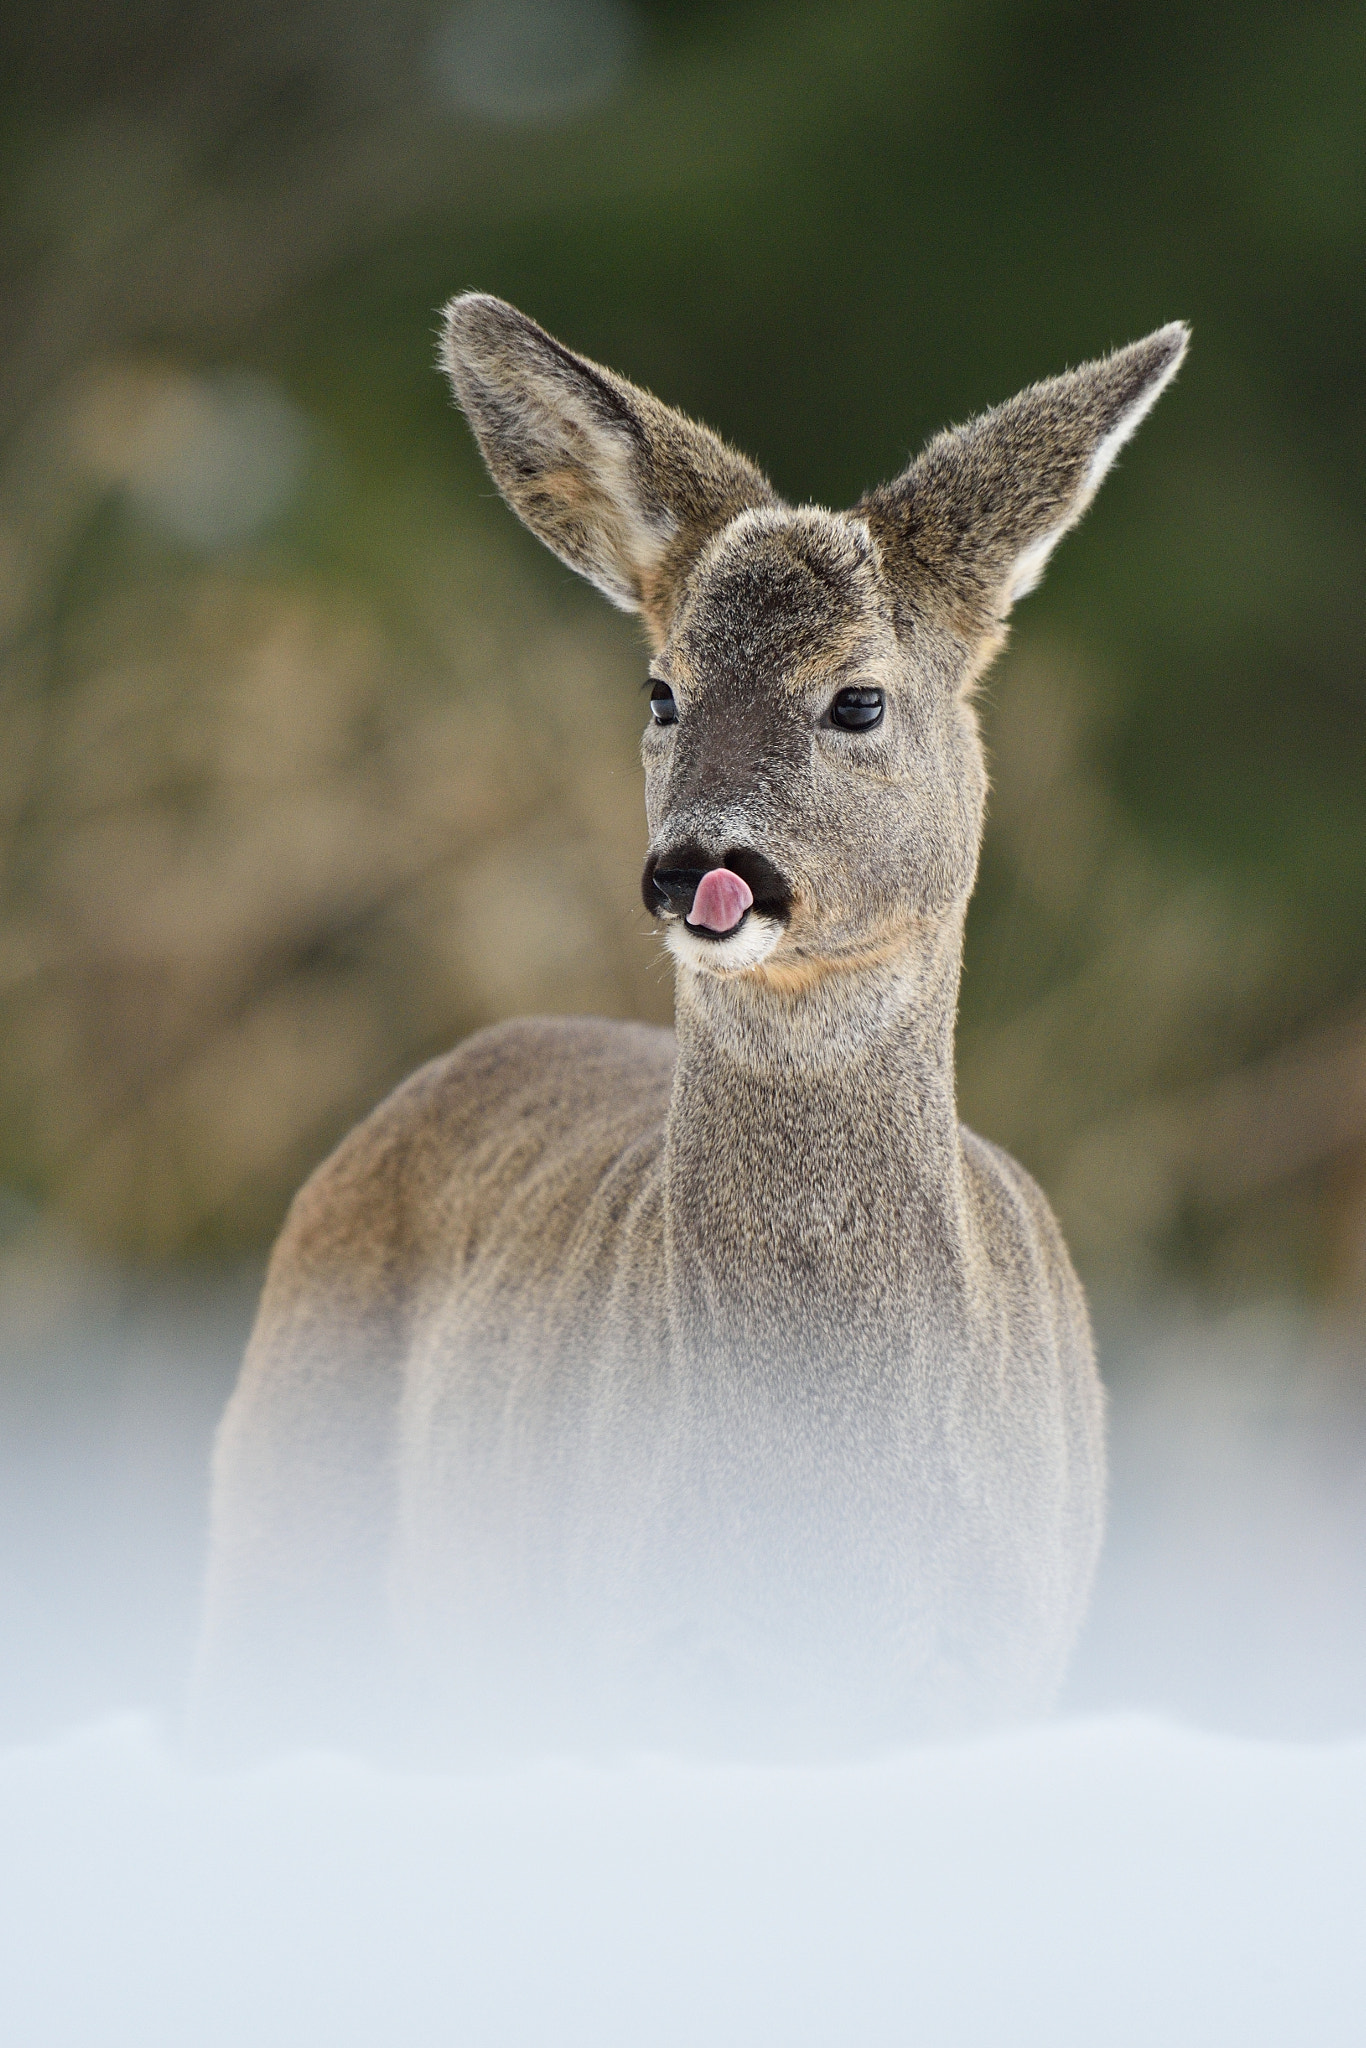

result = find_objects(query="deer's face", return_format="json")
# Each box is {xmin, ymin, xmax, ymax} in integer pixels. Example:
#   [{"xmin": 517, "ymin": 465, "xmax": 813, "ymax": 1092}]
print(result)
[{"xmin": 641, "ymin": 510, "xmax": 987, "ymax": 984}]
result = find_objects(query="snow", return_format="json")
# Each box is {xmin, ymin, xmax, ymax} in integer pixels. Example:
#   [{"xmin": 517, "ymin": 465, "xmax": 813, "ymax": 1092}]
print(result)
[
  {"xmin": 3, "ymin": 1280, "xmax": 1364, "ymax": 2043},
  {"xmin": 2, "ymin": 1713, "xmax": 1363, "ymax": 2047}
]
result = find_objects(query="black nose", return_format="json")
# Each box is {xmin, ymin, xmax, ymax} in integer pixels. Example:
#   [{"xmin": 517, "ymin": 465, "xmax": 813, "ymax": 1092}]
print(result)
[
  {"xmin": 650, "ymin": 867, "xmax": 706, "ymax": 916},
  {"xmin": 642, "ymin": 844, "xmax": 795, "ymax": 924}
]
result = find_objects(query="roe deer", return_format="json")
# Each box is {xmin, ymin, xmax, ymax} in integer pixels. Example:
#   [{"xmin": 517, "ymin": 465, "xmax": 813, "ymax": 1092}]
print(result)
[{"xmin": 192, "ymin": 298, "xmax": 1187, "ymax": 1757}]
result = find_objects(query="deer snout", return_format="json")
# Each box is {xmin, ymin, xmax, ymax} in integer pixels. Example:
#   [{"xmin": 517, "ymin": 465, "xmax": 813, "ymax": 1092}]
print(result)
[
  {"xmin": 642, "ymin": 845, "xmax": 795, "ymax": 934},
  {"xmin": 648, "ymin": 866, "xmax": 754, "ymax": 933}
]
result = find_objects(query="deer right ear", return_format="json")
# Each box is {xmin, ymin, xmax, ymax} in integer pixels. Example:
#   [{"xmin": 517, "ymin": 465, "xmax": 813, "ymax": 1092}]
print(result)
[
  {"xmin": 859, "ymin": 323, "xmax": 1189, "ymax": 640},
  {"xmin": 441, "ymin": 294, "xmax": 776, "ymax": 645}
]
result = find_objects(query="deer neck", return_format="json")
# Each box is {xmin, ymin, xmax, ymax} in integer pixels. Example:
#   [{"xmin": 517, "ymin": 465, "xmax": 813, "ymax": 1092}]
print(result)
[{"xmin": 662, "ymin": 906, "xmax": 972, "ymax": 1369}]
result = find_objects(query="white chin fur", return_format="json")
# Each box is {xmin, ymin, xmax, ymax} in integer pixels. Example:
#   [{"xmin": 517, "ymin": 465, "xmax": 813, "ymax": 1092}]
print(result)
[{"xmin": 664, "ymin": 913, "xmax": 784, "ymax": 977}]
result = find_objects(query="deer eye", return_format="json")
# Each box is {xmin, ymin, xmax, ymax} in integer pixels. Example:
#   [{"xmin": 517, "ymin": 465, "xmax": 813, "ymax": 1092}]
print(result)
[
  {"xmin": 649, "ymin": 682, "xmax": 677, "ymax": 726},
  {"xmin": 830, "ymin": 686, "xmax": 884, "ymax": 731}
]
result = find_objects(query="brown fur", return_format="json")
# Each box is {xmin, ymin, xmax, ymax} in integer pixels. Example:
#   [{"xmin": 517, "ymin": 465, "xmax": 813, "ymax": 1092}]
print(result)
[{"xmin": 192, "ymin": 298, "xmax": 1187, "ymax": 1758}]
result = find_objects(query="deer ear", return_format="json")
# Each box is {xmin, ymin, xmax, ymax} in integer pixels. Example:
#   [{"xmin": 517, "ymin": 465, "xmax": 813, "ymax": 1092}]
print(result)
[
  {"xmin": 441, "ymin": 294, "xmax": 776, "ymax": 644},
  {"xmin": 859, "ymin": 323, "xmax": 1189, "ymax": 634}
]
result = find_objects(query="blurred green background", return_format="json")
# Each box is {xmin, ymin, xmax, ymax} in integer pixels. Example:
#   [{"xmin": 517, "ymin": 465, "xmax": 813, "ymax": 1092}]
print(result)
[
  {"xmin": 2, "ymin": 0, "xmax": 1363, "ymax": 1308},
  {"xmin": 2, "ymin": 0, "xmax": 1363, "ymax": 1306},
  {"xmin": 1, "ymin": 0, "xmax": 1364, "ymax": 1740}
]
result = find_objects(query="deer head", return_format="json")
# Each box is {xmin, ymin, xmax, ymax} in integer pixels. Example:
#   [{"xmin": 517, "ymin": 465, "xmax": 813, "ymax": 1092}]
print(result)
[{"xmin": 443, "ymin": 296, "xmax": 1186, "ymax": 995}]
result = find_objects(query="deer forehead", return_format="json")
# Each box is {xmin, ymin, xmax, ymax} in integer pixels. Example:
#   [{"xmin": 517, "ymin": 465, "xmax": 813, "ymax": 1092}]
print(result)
[{"xmin": 664, "ymin": 506, "xmax": 897, "ymax": 694}]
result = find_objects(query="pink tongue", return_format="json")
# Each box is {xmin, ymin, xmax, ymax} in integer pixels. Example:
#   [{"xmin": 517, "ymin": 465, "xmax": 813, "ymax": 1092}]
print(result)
[{"xmin": 687, "ymin": 866, "xmax": 754, "ymax": 933}]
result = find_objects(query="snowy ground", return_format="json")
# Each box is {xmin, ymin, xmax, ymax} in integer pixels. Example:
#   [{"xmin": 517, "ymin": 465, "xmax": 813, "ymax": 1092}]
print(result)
[
  {"xmin": 3, "ymin": 1710, "xmax": 1365, "ymax": 2047},
  {"xmin": 2, "ymin": 1265, "xmax": 1365, "ymax": 2044}
]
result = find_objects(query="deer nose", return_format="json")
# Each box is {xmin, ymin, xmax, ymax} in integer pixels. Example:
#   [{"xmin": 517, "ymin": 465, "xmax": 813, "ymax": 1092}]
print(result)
[
  {"xmin": 648, "ymin": 865, "xmax": 754, "ymax": 935},
  {"xmin": 646, "ymin": 863, "xmax": 755, "ymax": 933},
  {"xmin": 643, "ymin": 845, "xmax": 794, "ymax": 929}
]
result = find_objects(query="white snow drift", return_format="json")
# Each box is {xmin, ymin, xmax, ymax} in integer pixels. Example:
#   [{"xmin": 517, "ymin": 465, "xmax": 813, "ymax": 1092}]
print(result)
[{"xmin": 1, "ymin": 1712, "xmax": 1363, "ymax": 2048}]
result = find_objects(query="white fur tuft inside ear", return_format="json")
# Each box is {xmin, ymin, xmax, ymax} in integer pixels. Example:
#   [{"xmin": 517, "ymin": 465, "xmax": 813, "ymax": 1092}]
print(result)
[
  {"xmin": 1006, "ymin": 321, "xmax": 1189, "ymax": 607},
  {"xmin": 1079, "ymin": 321, "xmax": 1190, "ymax": 501},
  {"xmin": 1006, "ymin": 526, "xmax": 1064, "ymax": 605}
]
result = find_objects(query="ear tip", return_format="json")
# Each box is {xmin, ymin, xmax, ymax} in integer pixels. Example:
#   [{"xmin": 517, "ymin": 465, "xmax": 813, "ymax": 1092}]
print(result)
[
  {"xmin": 1094, "ymin": 321, "xmax": 1189, "ymax": 422},
  {"xmin": 1138, "ymin": 319, "xmax": 1192, "ymax": 382},
  {"xmin": 440, "ymin": 291, "xmax": 530, "ymax": 373}
]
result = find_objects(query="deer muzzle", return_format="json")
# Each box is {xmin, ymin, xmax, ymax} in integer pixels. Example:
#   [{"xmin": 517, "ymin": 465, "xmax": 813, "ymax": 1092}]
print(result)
[{"xmin": 642, "ymin": 846, "xmax": 795, "ymax": 937}]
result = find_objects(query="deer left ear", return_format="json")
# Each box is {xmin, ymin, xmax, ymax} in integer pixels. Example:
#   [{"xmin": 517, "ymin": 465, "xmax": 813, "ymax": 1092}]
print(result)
[
  {"xmin": 442, "ymin": 294, "xmax": 776, "ymax": 645},
  {"xmin": 859, "ymin": 323, "xmax": 1189, "ymax": 634}
]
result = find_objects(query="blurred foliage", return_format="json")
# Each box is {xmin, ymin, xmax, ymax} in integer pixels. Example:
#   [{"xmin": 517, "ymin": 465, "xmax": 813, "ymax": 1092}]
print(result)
[{"xmin": 0, "ymin": 0, "xmax": 1362, "ymax": 1303}]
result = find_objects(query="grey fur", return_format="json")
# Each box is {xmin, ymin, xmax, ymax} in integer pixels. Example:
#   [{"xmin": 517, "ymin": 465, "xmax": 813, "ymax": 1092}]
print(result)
[{"xmin": 191, "ymin": 299, "xmax": 1187, "ymax": 1757}]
